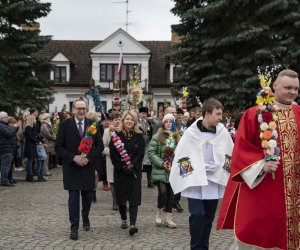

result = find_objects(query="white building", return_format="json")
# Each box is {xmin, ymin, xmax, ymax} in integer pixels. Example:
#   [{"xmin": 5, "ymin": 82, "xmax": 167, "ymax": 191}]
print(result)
[{"xmin": 38, "ymin": 28, "xmax": 180, "ymax": 114}]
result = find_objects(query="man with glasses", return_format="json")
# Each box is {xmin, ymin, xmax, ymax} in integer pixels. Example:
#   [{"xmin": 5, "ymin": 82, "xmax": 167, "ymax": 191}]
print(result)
[
  {"xmin": 55, "ymin": 99, "xmax": 104, "ymax": 240},
  {"xmin": 0, "ymin": 111, "xmax": 19, "ymax": 186}
]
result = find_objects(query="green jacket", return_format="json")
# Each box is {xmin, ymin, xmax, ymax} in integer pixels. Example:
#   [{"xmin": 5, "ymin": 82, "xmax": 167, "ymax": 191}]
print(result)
[{"xmin": 148, "ymin": 132, "xmax": 176, "ymax": 183}]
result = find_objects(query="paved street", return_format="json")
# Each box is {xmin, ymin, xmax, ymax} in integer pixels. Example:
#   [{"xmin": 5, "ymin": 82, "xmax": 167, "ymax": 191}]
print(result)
[{"xmin": 0, "ymin": 168, "xmax": 234, "ymax": 250}]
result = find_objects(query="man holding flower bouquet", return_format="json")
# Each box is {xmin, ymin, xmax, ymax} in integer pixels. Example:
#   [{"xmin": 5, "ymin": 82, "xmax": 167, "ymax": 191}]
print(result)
[
  {"xmin": 217, "ymin": 69, "xmax": 300, "ymax": 250},
  {"xmin": 55, "ymin": 99, "xmax": 104, "ymax": 240}
]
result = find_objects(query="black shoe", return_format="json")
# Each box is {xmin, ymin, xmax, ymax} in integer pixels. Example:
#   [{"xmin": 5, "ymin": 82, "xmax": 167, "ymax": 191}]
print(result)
[
  {"xmin": 9, "ymin": 179, "xmax": 17, "ymax": 184},
  {"xmin": 121, "ymin": 221, "xmax": 128, "ymax": 229},
  {"xmin": 83, "ymin": 219, "xmax": 90, "ymax": 231},
  {"xmin": 70, "ymin": 230, "xmax": 78, "ymax": 240},
  {"xmin": 173, "ymin": 203, "xmax": 184, "ymax": 213},
  {"xmin": 1, "ymin": 183, "xmax": 15, "ymax": 187},
  {"xmin": 147, "ymin": 183, "xmax": 154, "ymax": 188},
  {"xmin": 129, "ymin": 225, "xmax": 138, "ymax": 236},
  {"xmin": 26, "ymin": 176, "xmax": 35, "ymax": 182},
  {"xmin": 37, "ymin": 177, "xmax": 47, "ymax": 182}
]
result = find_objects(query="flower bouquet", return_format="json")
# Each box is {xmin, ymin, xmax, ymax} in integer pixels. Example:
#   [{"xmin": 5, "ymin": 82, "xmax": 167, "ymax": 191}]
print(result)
[
  {"xmin": 78, "ymin": 122, "xmax": 97, "ymax": 157},
  {"xmin": 163, "ymin": 147, "xmax": 174, "ymax": 172},
  {"xmin": 256, "ymin": 67, "xmax": 280, "ymax": 179},
  {"xmin": 111, "ymin": 131, "xmax": 131, "ymax": 166}
]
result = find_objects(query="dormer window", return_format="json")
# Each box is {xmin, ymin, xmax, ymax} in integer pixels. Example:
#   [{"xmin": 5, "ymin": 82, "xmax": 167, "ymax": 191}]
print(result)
[
  {"xmin": 50, "ymin": 52, "xmax": 70, "ymax": 83},
  {"xmin": 54, "ymin": 66, "xmax": 67, "ymax": 82},
  {"xmin": 170, "ymin": 64, "xmax": 183, "ymax": 83}
]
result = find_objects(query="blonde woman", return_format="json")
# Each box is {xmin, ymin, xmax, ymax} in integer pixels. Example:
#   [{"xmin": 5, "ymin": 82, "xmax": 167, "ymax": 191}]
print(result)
[
  {"xmin": 103, "ymin": 111, "xmax": 121, "ymax": 210},
  {"xmin": 109, "ymin": 110, "xmax": 145, "ymax": 236},
  {"xmin": 40, "ymin": 113, "xmax": 56, "ymax": 176},
  {"xmin": 24, "ymin": 115, "xmax": 45, "ymax": 182}
]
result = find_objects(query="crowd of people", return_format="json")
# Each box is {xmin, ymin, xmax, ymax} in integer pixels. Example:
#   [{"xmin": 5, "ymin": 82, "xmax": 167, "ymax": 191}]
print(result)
[{"xmin": 0, "ymin": 68, "xmax": 299, "ymax": 249}]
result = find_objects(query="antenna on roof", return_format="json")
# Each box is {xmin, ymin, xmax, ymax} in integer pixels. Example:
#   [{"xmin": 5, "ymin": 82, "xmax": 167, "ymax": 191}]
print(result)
[{"xmin": 111, "ymin": 0, "xmax": 131, "ymax": 32}]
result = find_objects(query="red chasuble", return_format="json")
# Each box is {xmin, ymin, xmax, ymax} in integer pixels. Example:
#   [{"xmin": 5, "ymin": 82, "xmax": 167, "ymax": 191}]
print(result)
[{"xmin": 216, "ymin": 105, "xmax": 300, "ymax": 250}]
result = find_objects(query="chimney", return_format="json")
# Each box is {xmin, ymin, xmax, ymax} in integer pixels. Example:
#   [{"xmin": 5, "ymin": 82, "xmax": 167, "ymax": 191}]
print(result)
[
  {"xmin": 21, "ymin": 23, "xmax": 40, "ymax": 32},
  {"xmin": 171, "ymin": 29, "xmax": 182, "ymax": 44}
]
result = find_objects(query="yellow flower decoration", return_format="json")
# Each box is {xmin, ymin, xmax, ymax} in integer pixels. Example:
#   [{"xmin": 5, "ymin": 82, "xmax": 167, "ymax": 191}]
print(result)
[
  {"xmin": 256, "ymin": 95, "xmax": 265, "ymax": 106},
  {"xmin": 182, "ymin": 87, "xmax": 189, "ymax": 97},
  {"xmin": 269, "ymin": 121, "xmax": 277, "ymax": 130},
  {"xmin": 259, "ymin": 74, "xmax": 272, "ymax": 88}
]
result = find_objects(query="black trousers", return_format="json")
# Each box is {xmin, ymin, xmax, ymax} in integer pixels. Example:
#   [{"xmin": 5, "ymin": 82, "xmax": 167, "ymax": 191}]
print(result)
[
  {"xmin": 68, "ymin": 190, "xmax": 93, "ymax": 231},
  {"xmin": 119, "ymin": 205, "xmax": 138, "ymax": 226},
  {"xmin": 157, "ymin": 182, "xmax": 174, "ymax": 212},
  {"xmin": 173, "ymin": 192, "xmax": 181, "ymax": 204}
]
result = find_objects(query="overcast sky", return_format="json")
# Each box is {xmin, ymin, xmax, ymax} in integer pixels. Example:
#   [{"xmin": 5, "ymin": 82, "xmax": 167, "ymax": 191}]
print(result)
[{"xmin": 38, "ymin": 0, "xmax": 180, "ymax": 41}]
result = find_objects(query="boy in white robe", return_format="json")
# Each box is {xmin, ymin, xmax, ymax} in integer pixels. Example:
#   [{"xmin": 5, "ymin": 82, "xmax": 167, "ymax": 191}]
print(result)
[{"xmin": 170, "ymin": 98, "xmax": 234, "ymax": 250}]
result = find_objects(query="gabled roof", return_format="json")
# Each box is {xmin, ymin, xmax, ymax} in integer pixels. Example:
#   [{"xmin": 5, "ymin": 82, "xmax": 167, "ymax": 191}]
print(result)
[
  {"xmin": 50, "ymin": 52, "xmax": 70, "ymax": 62},
  {"xmin": 36, "ymin": 39, "xmax": 171, "ymax": 87},
  {"xmin": 91, "ymin": 28, "xmax": 150, "ymax": 54}
]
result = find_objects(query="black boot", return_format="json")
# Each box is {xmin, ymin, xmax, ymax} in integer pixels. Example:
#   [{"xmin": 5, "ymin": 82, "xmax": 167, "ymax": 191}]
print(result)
[{"xmin": 173, "ymin": 202, "xmax": 184, "ymax": 213}]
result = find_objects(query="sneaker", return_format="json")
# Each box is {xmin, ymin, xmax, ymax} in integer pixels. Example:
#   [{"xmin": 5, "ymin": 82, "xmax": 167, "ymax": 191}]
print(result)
[
  {"xmin": 37, "ymin": 177, "xmax": 47, "ymax": 182},
  {"xmin": 14, "ymin": 167, "xmax": 24, "ymax": 171}
]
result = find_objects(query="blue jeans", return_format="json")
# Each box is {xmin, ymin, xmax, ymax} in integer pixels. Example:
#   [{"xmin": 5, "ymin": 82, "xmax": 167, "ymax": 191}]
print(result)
[
  {"xmin": 37, "ymin": 160, "xmax": 44, "ymax": 179},
  {"xmin": 188, "ymin": 198, "xmax": 219, "ymax": 250},
  {"xmin": 68, "ymin": 190, "xmax": 93, "ymax": 231},
  {"xmin": 1, "ymin": 153, "xmax": 13, "ymax": 185},
  {"xmin": 27, "ymin": 158, "xmax": 44, "ymax": 178}
]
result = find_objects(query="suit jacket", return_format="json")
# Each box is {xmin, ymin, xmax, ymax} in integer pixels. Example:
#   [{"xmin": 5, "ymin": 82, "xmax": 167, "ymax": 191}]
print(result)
[{"xmin": 55, "ymin": 117, "xmax": 104, "ymax": 190}]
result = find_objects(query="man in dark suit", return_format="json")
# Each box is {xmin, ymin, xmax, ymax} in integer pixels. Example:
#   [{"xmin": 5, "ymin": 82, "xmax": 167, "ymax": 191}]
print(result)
[{"xmin": 55, "ymin": 99, "xmax": 104, "ymax": 240}]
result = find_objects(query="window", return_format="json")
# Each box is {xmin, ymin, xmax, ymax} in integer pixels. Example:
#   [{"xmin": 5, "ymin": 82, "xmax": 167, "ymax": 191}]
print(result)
[
  {"xmin": 173, "ymin": 66, "xmax": 183, "ymax": 82},
  {"xmin": 100, "ymin": 64, "xmax": 138, "ymax": 83},
  {"xmin": 54, "ymin": 66, "xmax": 67, "ymax": 82}
]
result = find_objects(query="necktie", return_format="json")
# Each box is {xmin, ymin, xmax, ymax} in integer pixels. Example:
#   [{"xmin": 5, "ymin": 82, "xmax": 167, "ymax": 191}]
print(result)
[{"xmin": 78, "ymin": 121, "xmax": 83, "ymax": 137}]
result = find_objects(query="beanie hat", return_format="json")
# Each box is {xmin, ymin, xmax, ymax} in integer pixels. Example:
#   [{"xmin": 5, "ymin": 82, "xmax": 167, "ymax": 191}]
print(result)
[{"xmin": 162, "ymin": 113, "xmax": 174, "ymax": 123}]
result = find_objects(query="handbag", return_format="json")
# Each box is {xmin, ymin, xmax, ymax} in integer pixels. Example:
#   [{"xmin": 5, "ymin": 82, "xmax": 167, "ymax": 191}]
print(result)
[{"xmin": 37, "ymin": 143, "xmax": 47, "ymax": 160}]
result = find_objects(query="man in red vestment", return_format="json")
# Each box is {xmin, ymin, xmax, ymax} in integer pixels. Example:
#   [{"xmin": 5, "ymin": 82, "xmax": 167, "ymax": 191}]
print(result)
[{"xmin": 217, "ymin": 69, "xmax": 300, "ymax": 250}]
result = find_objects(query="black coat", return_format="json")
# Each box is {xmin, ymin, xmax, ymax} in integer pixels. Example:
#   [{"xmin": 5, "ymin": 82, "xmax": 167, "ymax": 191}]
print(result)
[
  {"xmin": 0, "ymin": 121, "xmax": 18, "ymax": 155},
  {"xmin": 95, "ymin": 122, "xmax": 106, "ymax": 179},
  {"xmin": 24, "ymin": 125, "xmax": 39, "ymax": 158},
  {"xmin": 55, "ymin": 118, "xmax": 104, "ymax": 191},
  {"xmin": 109, "ymin": 131, "xmax": 145, "ymax": 206}
]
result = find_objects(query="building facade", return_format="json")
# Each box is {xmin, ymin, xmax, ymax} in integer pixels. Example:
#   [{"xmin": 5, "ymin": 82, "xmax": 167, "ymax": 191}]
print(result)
[{"xmin": 37, "ymin": 28, "xmax": 179, "ymax": 114}]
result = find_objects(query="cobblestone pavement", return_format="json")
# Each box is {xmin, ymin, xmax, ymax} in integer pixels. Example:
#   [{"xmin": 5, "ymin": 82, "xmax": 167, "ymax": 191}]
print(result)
[{"xmin": 0, "ymin": 168, "xmax": 234, "ymax": 250}]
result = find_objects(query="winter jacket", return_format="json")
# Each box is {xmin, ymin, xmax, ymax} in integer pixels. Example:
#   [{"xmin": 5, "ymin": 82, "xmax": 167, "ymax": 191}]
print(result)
[
  {"xmin": 0, "ymin": 121, "xmax": 18, "ymax": 154},
  {"xmin": 148, "ymin": 131, "xmax": 177, "ymax": 183}
]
